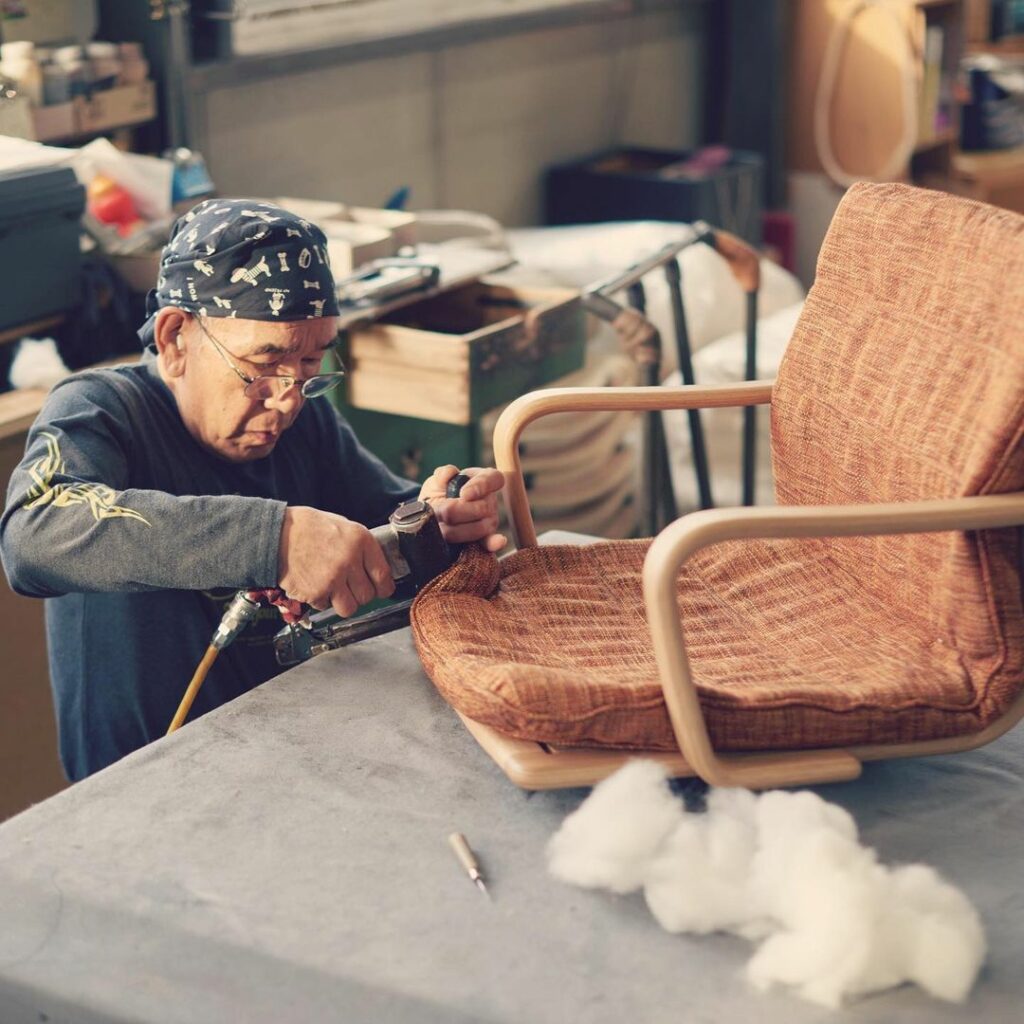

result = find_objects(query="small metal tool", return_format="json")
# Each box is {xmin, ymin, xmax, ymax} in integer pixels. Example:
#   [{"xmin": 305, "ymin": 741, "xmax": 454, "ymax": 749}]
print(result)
[
  {"xmin": 335, "ymin": 258, "xmax": 440, "ymax": 307},
  {"xmin": 448, "ymin": 832, "xmax": 490, "ymax": 899}
]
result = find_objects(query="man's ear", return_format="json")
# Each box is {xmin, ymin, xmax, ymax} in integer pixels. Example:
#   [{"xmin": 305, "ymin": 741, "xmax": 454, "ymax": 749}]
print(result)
[{"xmin": 154, "ymin": 307, "xmax": 190, "ymax": 378}]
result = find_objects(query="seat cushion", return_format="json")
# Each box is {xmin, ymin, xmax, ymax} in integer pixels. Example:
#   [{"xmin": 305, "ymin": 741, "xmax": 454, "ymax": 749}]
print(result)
[{"xmin": 411, "ymin": 542, "xmax": 1017, "ymax": 752}]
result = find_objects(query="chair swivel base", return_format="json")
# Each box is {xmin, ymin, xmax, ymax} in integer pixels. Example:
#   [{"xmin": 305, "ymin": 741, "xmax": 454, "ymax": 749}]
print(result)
[
  {"xmin": 459, "ymin": 714, "xmax": 867, "ymax": 791},
  {"xmin": 457, "ymin": 689, "xmax": 1024, "ymax": 791},
  {"xmin": 457, "ymin": 713, "xmax": 696, "ymax": 791}
]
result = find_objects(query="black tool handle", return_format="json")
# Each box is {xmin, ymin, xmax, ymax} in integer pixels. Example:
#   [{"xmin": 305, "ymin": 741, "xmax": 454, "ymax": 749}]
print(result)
[
  {"xmin": 443, "ymin": 472, "xmax": 473, "ymax": 558},
  {"xmin": 446, "ymin": 472, "xmax": 472, "ymax": 500}
]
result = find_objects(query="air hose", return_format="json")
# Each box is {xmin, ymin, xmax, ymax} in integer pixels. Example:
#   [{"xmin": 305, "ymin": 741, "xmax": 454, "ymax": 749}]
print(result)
[
  {"xmin": 166, "ymin": 590, "xmax": 264, "ymax": 734},
  {"xmin": 168, "ymin": 476, "xmax": 469, "ymax": 734}
]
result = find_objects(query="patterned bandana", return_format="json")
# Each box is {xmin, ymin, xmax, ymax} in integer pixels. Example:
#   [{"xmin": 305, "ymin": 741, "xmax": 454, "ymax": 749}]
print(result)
[{"xmin": 137, "ymin": 199, "xmax": 340, "ymax": 346}]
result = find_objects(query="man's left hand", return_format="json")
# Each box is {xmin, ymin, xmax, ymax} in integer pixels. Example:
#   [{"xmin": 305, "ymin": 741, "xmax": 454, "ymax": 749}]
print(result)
[{"xmin": 419, "ymin": 465, "xmax": 506, "ymax": 553}]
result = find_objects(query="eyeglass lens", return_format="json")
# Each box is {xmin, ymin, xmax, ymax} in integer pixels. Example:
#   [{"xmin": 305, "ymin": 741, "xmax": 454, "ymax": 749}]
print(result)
[{"xmin": 243, "ymin": 373, "xmax": 345, "ymax": 401}]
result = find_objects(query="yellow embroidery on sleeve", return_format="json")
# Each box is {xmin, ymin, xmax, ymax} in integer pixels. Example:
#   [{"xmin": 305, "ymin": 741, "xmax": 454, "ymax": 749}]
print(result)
[{"xmin": 22, "ymin": 432, "xmax": 151, "ymax": 525}]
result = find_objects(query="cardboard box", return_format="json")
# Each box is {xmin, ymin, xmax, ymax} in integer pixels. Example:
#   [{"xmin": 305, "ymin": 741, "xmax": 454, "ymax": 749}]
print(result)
[
  {"xmin": 78, "ymin": 81, "xmax": 157, "ymax": 135},
  {"xmin": 347, "ymin": 207, "xmax": 417, "ymax": 249},
  {"xmin": 345, "ymin": 282, "xmax": 585, "ymax": 425},
  {"xmin": 31, "ymin": 101, "xmax": 78, "ymax": 143},
  {"xmin": 324, "ymin": 221, "xmax": 396, "ymax": 275},
  {"xmin": 275, "ymin": 197, "xmax": 417, "ymax": 255},
  {"xmin": 273, "ymin": 197, "xmax": 346, "ymax": 223}
]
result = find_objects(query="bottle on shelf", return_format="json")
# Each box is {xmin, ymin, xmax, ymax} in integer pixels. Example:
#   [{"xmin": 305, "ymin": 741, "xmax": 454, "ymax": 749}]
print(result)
[
  {"xmin": 164, "ymin": 148, "xmax": 216, "ymax": 204},
  {"xmin": 52, "ymin": 45, "xmax": 90, "ymax": 100},
  {"xmin": 41, "ymin": 62, "xmax": 73, "ymax": 106}
]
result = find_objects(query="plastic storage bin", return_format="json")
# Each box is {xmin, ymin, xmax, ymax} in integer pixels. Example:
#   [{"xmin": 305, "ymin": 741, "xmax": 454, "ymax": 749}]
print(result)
[
  {"xmin": 0, "ymin": 166, "xmax": 85, "ymax": 332},
  {"xmin": 544, "ymin": 147, "xmax": 764, "ymax": 246}
]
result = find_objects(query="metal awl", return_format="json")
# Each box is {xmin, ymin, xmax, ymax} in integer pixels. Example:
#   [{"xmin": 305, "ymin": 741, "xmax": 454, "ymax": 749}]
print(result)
[{"xmin": 448, "ymin": 832, "xmax": 490, "ymax": 899}]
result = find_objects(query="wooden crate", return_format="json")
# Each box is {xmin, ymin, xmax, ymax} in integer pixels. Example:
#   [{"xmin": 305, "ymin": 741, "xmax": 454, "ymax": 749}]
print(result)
[
  {"xmin": 344, "ymin": 282, "xmax": 585, "ymax": 426},
  {"xmin": 334, "ymin": 402, "xmax": 483, "ymax": 483}
]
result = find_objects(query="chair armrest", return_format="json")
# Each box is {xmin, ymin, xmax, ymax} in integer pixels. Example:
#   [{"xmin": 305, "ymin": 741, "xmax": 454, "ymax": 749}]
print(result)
[
  {"xmin": 494, "ymin": 381, "xmax": 775, "ymax": 547},
  {"xmin": 641, "ymin": 492, "xmax": 1024, "ymax": 787}
]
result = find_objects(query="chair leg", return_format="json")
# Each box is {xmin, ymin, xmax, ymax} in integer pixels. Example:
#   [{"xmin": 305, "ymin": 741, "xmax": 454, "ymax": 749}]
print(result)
[
  {"xmin": 662, "ymin": 420, "xmax": 679, "ymax": 529},
  {"xmin": 650, "ymin": 401, "xmax": 678, "ymax": 531},
  {"xmin": 664, "ymin": 258, "xmax": 714, "ymax": 510},
  {"xmin": 640, "ymin": 363, "xmax": 660, "ymax": 536},
  {"xmin": 742, "ymin": 289, "xmax": 759, "ymax": 506},
  {"xmin": 630, "ymin": 282, "xmax": 666, "ymax": 535}
]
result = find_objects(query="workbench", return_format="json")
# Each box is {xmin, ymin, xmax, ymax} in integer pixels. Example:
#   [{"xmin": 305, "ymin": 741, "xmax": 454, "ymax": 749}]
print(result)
[{"xmin": 0, "ymin": 538, "xmax": 1022, "ymax": 1023}]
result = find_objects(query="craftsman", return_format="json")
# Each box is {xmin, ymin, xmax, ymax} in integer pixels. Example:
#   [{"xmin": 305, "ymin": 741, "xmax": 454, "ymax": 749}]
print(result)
[{"xmin": 0, "ymin": 200, "xmax": 505, "ymax": 782}]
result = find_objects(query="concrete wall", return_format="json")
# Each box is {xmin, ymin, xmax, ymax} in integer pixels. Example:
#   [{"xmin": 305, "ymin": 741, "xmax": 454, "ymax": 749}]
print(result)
[{"xmin": 192, "ymin": 5, "xmax": 707, "ymax": 226}]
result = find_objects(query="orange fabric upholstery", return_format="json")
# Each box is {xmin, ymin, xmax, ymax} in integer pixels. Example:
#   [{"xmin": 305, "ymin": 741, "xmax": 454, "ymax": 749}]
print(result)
[
  {"xmin": 772, "ymin": 182, "xmax": 1024, "ymax": 725},
  {"xmin": 411, "ymin": 183, "xmax": 1024, "ymax": 751}
]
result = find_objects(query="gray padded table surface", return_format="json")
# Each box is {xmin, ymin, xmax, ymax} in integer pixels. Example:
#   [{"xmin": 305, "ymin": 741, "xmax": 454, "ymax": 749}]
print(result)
[{"xmin": 1, "ymin": 600, "xmax": 1022, "ymax": 1022}]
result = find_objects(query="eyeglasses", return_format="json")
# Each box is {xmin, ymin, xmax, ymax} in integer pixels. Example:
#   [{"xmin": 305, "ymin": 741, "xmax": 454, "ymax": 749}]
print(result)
[{"xmin": 195, "ymin": 318, "xmax": 346, "ymax": 401}]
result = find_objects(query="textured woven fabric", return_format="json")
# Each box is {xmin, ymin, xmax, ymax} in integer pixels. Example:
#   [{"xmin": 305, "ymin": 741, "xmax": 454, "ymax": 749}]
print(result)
[{"xmin": 411, "ymin": 183, "xmax": 1024, "ymax": 751}]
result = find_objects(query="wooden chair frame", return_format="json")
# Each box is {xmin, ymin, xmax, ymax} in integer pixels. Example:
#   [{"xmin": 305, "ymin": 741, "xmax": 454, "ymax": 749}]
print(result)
[{"xmin": 456, "ymin": 382, "xmax": 1024, "ymax": 790}]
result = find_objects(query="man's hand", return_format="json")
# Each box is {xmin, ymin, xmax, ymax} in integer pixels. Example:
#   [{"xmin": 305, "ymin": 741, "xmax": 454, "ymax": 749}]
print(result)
[
  {"xmin": 278, "ymin": 506, "xmax": 395, "ymax": 618},
  {"xmin": 419, "ymin": 465, "xmax": 506, "ymax": 554}
]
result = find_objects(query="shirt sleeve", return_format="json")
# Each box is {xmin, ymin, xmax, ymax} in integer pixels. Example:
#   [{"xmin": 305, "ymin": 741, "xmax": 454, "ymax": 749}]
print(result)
[{"xmin": 0, "ymin": 377, "xmax": 285, "ymax": 598}]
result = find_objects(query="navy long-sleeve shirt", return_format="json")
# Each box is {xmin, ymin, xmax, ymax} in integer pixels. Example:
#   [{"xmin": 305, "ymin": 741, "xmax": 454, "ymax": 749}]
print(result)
[{"xmin": 1, "ymin": 350, "xmax": 417, "ymax": 780}]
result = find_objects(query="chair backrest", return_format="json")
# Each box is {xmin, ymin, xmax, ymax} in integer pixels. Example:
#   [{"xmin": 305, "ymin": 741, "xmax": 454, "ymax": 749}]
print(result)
[{"xmin": 772, "ymin": 182, "xmax": 1024, "ymax": 698}]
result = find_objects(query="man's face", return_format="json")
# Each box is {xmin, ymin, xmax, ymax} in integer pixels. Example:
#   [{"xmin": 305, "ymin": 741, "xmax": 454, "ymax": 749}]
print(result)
[{"xmin": 167, "ymin": 313, "xmax": 341, "ymax": 463}]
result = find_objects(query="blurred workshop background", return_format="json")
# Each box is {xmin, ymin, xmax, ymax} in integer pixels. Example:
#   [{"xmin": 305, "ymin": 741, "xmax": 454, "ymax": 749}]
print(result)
[{"xmin": 1, "ymin": 0, "xmax": 1022, "ymax": 818}]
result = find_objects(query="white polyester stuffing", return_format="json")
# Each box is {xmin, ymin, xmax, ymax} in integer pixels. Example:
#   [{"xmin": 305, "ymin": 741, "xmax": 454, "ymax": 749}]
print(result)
[
  {"xmin": 547, "ymin": 759, "xmax": 682, "ymax": 893},
  {"xmin": 546, "ymin": 761, "xmax": 986, "ymax": 1009},
  {"xmin": 9, "ymin": 337, "xmax": 70, "ymax": 391}
]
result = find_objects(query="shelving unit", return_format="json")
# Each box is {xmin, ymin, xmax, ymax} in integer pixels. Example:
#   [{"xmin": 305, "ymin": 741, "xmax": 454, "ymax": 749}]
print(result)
[
  {"xmin": 26, "ymin": 80, "xmax": 158, "ymax": 145},
  {"xmin": 953, "ymin": 0, "xmax": 1024, "ymax": 212}
]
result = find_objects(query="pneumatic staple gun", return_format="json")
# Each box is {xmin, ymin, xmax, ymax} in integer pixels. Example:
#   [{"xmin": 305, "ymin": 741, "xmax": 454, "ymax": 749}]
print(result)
[
  {"xmin": 272, "ymin": 476, "xmax": 467, "ymax": 666},
  {"xmin": 167, "ymin": 474, "xmax": 469, "ymax": 734}
]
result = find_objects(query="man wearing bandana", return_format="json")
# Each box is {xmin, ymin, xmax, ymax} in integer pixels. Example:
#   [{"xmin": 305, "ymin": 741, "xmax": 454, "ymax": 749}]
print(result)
[{"xmin": 0, "ymin": 200, "xmax": 505, "ymax": 781}]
